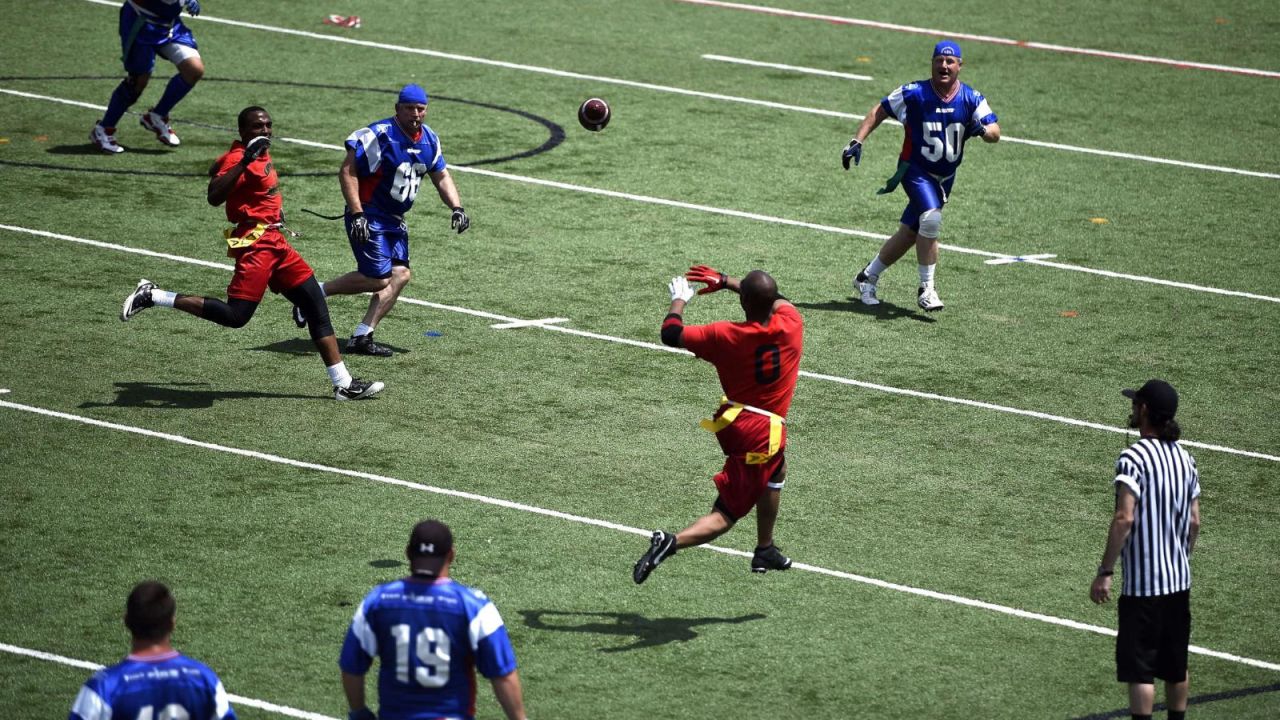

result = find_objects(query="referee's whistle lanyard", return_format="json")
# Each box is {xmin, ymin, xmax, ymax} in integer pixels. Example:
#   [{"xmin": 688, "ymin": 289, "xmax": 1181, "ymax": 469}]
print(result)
[{"xmin": 700, "ymin": 396, "xmax": 784, "ymax": 465}]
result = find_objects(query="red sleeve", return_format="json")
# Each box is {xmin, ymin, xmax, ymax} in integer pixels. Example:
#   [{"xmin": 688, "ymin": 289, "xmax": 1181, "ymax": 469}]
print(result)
[
  {"xmin": 213, "ymin": 148, "xmax": 243, "ymax": 178},
  {"xmin": 680, "ymin": 321, "xmax": 723, "ymax": 362}
]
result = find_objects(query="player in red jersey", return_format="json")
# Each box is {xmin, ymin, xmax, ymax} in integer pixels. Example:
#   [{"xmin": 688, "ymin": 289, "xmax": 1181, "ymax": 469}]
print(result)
[
  {"xmin": 634, "ymin": 266, "xmax": 804, "ymax": 583},
  {"xmin": 119, "ymin": 106, "xmax": 384, "ymax": 401}
]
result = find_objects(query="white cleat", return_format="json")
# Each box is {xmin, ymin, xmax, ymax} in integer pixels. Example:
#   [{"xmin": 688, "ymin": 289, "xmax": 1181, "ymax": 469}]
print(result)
[
  {"xmin": 90, "ymin": 123, "xmax": 124, "ymax": 154},
  {"xmin": 140, "ymin": 110, "xmax": 181, "ymax": 147},
  {"xmin": 917, "ymin": 285, "xmax": 945, "ymax": 312},
  {"xmin": 335, "ymin": 378, "xmax": 385, "ymax": 401},
  {"xmin": 121, "ymin": 279, "xmax": 156, "ymax": 321},
  {"xmin": 854, "ymin": 270, "xmax": 880, "ymax": 306}
]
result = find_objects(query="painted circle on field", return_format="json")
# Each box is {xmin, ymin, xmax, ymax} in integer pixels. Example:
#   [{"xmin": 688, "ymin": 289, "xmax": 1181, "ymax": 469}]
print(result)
[{"xmin": 0, "ymin": 75, "xmax": 564, "ymax": 176}]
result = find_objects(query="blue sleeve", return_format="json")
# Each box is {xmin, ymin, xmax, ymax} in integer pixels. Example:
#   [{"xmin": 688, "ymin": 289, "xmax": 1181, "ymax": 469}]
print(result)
[
  {"xmin": 344, "ymin": 126, "xmax": 382, "ymax": 176},
  {"xmin": 426, "ymin": 128, "xmax": 447, "ymax": 173},
  {"xmin": 338, "ymin": 599, "xmax": 377, "ymax": 675},
  {"xmin": 970, "ymin": 89, "xmax": 997, "ymax": 125},
  {"xmin": 475, "ymin": 625, "xmax": 518, "ymax": 679}
]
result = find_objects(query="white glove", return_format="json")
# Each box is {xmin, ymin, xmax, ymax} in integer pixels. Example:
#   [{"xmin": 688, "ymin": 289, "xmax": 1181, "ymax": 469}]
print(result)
[{"xmin": 668, "ymin": 276, "xmax": 695, "ymax": 303}]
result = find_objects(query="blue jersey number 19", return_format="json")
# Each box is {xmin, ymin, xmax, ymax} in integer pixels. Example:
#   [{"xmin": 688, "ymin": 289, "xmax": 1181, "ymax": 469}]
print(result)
[{"xmin": 391, "ymin": 624, "xmax": 452, "ymax": 687}]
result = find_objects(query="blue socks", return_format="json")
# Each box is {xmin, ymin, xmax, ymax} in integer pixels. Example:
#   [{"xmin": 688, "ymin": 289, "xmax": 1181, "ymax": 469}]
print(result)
[{"xmin": 153, "ymin": 75, "xmax": 194, "ymax": 117}]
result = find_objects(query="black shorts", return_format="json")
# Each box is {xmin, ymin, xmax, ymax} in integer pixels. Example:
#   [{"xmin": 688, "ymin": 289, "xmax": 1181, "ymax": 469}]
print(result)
[{"xmin": 1116, "ymin": 590, "xmax": 1191, "ymax": 683}]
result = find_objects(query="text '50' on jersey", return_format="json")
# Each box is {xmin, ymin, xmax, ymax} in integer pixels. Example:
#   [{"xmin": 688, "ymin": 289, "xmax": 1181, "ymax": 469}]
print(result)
[
  {"xmin": 69, "ymin": 651, "xmax": 236, "ymax": 720},
  {"xmin": 681, "ymin": 303, "xmax": 804, "ymax": 418},
  {"xmin": 882, "ymin": 81, "xmax": 996, "ymax": 178},
  {"xmin": 339, "ymin": 578, "xmax": 517, "ymax": 720},
  {"xmin": 345, "ymin": 119, "xmax": 447, "ymax": 220}
]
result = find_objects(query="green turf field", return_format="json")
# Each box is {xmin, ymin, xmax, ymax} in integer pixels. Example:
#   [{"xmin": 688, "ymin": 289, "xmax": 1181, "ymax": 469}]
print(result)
[{"xmin": 2, "ymin": 1, "xmax": 1278, "ymax": 718}]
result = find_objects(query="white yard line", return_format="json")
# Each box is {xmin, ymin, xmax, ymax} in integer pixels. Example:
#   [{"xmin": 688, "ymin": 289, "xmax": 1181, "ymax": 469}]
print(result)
[
  {"xmin": 1, "ymin": 398, "xmax": 1276, "ymax": 674},
  {"xmin": 702, "ymin": 54, "xmax": 873, "ymax": 81},
  {"xmin": 66, "ymin": 0, "xmax": 1280, "ymax": 180},
  {"xmin": 677, "ymin": 0, "xmax": 1280, "ymax": 79},
  {"xmin": 2, "ymin": 223, "xmax": 1278, "ymax": 464},
  {"xmin": 9, "ymin": 86, "xmax": 1276, "ymax": 304},
  {"xmin": 0, "ymin": 642, "xmax": 341, "ymax": 720}
]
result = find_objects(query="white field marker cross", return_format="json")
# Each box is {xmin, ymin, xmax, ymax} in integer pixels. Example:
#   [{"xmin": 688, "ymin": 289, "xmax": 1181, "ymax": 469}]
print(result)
[
  {"xmin": 490, "ymin": 317, "xmax": 570, "ymax": 330},
  {"xmin": 985, "ymin": 253, "xmax": 1058, "ymax": 265}
]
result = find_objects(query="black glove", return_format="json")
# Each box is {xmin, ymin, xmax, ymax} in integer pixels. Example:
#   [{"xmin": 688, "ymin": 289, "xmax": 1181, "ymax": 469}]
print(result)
[
  {"xmin": 348, "ymin": 212, "xmax": 370, "ymax": 244},
  {"xmin": 241, "ymin": 136, "xmax": 270, "ymax": 164},
  {"xmin": 965, "ymin": 117, "xmax": 987, "ymax": 139},
  {"xmin": 348, "ymin": 708, "xmax": 376, "ymax": 720},
  {"xmin": 450, "ymin": 206, "xmax": 470, "ymax": 234},
  {"xmin": 841, "ymin": 139, "xmax": 862, "ymax": 170}
]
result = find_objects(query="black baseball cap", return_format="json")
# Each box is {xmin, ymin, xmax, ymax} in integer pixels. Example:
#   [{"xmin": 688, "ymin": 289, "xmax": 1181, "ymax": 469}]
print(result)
[
  {"xmin": 1122, "ymin": 379, "xmax": 1178, "ymax": 422},
  {"xmin": 406, "ymin": 520, "xmax": 453, "ymax": 576}
]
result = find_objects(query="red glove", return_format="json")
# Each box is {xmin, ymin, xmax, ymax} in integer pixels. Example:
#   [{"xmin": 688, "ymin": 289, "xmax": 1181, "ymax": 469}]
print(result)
[{"xmin": 686, "ymin": 265, "xmax": 727, "ymax": 295}]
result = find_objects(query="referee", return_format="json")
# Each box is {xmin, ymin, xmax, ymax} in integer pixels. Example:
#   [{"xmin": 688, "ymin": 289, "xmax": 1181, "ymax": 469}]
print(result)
[{"xmin": 1090, "ymin": 379, "xmax": 1201, "ymax": 720}]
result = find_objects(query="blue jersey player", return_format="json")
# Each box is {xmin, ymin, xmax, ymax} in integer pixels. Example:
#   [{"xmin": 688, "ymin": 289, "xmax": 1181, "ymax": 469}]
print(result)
[
  {"xmin": 91, "ymin": 1, "xmax": 206, "ymax": 154},
  {"xmin": 306, "ymin": 84, "xmax": 470, "ymax": 357},
  {"xmin": 842, "ymin": 41, "xmax": 1001, "ymax": 312},
  {"xmin": 339, "ymin": 520, "xmax": 528, "ymax": 720},
  {"xmin": 69, "ymin": 581, "xmax": 236, "ymax": 720}
]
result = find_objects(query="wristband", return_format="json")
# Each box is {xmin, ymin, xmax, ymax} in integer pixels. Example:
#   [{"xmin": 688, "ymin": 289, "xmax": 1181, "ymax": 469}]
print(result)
[{"xmin": 1096, "ymin": 566, "xmax": 1114, "ymax": 577}]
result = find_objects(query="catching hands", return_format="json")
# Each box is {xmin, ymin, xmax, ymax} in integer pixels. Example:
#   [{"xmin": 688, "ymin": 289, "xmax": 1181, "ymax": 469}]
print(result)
[
  {"xmin": 348, "ymin": 212, "xmax": 370, "ymax": 244},
  {"xmin": 841, "ymin": 138, "xmax": 862, "ymax": 170},
  {"xmin": 686, "ymin": 265, "xmax": 727, "ymax": 295},
  {"xmin": 241, "ymin": 136, "xmax": 270, "ymax": 164},
  {"xmin": 668, "ymin": 276, "xmax": 695, "ymax": 303},
  {"xmin": 450, "ymin": 206, "xmax": 470, "ymax": 234},
  {"xmin": 348, "ymin": 708, "xmax": 377, "ymax": 720},
  {"xmin": 183, "ymin": 0, "xmax": 201, "ymax": 16}
]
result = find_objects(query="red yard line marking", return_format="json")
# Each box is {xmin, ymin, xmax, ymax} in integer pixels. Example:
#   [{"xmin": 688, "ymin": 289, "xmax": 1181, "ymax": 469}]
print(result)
[{"xmin": 675, "ymin": 0, "xmax": 1280, "ymax": 79}]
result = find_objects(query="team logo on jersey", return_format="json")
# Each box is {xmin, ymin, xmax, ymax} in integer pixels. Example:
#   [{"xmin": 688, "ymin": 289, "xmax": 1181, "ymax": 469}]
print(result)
[{"xmin": 904, "ymin": 82, "xmax": 919, "ymax": 90}]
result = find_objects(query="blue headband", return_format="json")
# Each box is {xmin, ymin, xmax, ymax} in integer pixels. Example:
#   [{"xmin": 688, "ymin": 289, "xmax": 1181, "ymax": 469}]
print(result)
[
  {"xmin": 933, "ymin": 40, "xmax": 962, "ymax": 59},
  {"xmin": 398, "ymin": 84, "xmax": 428, "ymax": 105}
]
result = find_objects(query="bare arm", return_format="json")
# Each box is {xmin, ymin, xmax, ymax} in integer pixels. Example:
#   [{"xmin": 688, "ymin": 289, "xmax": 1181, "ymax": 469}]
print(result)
[
  {"xmin": 980, "ymin": 121, "xmax": 1001, "ymax": 143},
  {"xmin": 206, "ymin": 160, "xmax": 247, "ymax": 207},
  {"xmin": 490, "ymin": 670, "xmax": 527, "ymax": 720},
  {"xmin": 429, "ymin": 168, "xmax": 463, "ymax": 209},
  {"xmin": 1188, "ymin": 497, "xmax": 1201, "ymax": 554},
  {"xmin": 340, "ymin": 671, "xmax": 367, "ymax": 713},
  {"xmin": 1090, "ymin": 486, "xmax": 1136, "ymax": 604},
  {"xmin": 339, "ymin": 149, "xmax": 364, "ymax": 213},
  {"xmin": 852, "ymin": 103, "xmax": 890, "ymax": 144}
]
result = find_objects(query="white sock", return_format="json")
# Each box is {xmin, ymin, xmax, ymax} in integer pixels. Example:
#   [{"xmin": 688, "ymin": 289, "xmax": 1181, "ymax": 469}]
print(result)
[
  {"xmin": 327, "ymin": 362, "xmax": 352, "ymax": 389},
  {"xmin": 353, "ymin": 323, "xmax": 375, "ymax": 338},
  {"xmin": 918, "ymin": 263, "xmax": 936, "ymax": 287},
  {"xmin": 865, "ymin": 257, "xmax": 890, "ymax": 279},
  {"xmin": 152, "ymin": 289, "xmax": 177, "ymax": 308}
]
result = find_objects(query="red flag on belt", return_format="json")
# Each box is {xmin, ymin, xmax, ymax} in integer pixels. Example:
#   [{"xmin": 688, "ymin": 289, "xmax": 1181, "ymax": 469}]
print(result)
[{"xmin": 322, "ymin": 15, "xmax": 361, "ymax": 28}]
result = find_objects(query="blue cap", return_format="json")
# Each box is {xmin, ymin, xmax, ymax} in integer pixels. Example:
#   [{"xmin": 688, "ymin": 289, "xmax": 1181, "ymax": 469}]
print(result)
[
  {"xmin": 398, "ymin": 84, "xmax": 428, "ymax": 105},
  {"xmin": 933, "ymin": 40, "xmax": 962, "ymax": 59}
]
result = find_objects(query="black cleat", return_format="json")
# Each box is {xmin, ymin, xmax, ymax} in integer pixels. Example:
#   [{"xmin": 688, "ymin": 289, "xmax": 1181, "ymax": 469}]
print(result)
[
  {"xmin": 346, "ymin": 333, "xmax": 393, "ymax": 357},
  {"xmin": 334, "ymin": 377, "xmax": 385, "ymax": 401},
  {"xmin": 633, "ymin": 530, "xmax": 677, "ymax": 584},
  {"xmin": 751, "ymin": 544, "xmax": 793, "ymax": 573},
  {"xmin": 121, "ymin": 279, "xmax": 155, "ymax": 321},
  {"xmin": 292, "ymin": 304, "xmax": 307, "ymax": 329}
]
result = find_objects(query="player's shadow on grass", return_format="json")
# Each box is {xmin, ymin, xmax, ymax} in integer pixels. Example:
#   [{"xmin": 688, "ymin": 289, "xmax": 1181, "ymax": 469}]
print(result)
[
  {"xmin": 793, "ymin": 298, "xmax": 935, "ymax": 323},
  {"xmin": 79, "ymin": 381, "xmax": 318, "ymax": 409},
  {"xmin": 46, "ymin": 144, "xmax": 170, "ymax": 156},
  {"xmin": 1071, "ymin": 681, "xmax": 1280, "ymax": 719},
  {"xmin": 518, "ymin": 609, "xmax": 766, "ymax": 653},
  {"xmin": 249, "ymin": 338, "xmax": 412, "ymax": 356}
]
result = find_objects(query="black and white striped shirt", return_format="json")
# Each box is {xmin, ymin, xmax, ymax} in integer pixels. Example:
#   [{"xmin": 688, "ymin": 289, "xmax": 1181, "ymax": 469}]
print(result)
[{"xmin": 1115, "ymin": 438, "xmax": 1201, "ymax": 597}]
